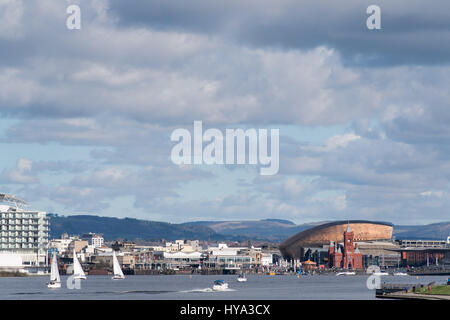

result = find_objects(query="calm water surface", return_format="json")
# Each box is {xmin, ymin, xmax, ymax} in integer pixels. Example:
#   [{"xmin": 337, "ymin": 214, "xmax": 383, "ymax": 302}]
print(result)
[{"xmin": 0, "ymin": 274, "xmax": 447, "ymax": 300}]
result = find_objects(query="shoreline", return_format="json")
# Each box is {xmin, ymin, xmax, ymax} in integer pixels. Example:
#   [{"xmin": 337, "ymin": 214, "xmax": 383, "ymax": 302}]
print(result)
[{"xmin": 377, "ymin": 292, "xmax": 450, "ymax": 300}]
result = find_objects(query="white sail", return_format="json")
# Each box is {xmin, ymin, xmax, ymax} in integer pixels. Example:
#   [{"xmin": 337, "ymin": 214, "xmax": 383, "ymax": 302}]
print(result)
[
  {"xmin": 50, "ymin": 252, "xmax": 60, "ymax": 283},
  {"xmin": 73, "ymin": 250, "xmax": 86, "ymax": 278},
  {"xmin": 112, "ymin": 251, "xmax": 124, "ymax": 278}
]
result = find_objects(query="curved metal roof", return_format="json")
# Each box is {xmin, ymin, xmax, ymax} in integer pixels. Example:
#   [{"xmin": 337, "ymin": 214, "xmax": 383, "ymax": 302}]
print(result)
[{"xmin": 280, "ymin": 220, "xmax": 393, "ymax": 248}]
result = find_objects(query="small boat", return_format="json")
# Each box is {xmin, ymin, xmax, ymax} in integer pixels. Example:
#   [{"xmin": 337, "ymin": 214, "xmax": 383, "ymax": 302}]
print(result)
[
  {"xmin": 336, "ymin": 271, "xmax": 356, "ymax": 276},
  {"xmin": 212, "ymin": 279, "xmax": 229, "ymax": 291},
  {"xmin": 73, "ymin": 250, "xmax": 87, "ymax": 280},
  {"xmin": 373, "ymin": 271, "xmax": 389, "ymax": 276},
  {"xmin": 112, "ymin": 251, "xmax": 125, "ymax": 280},
  {"xmin": 47, "ymin": 252, "xmax": 61, "ymax": 289},
  {"xmin": 237, "ymin": 274, "xmax": 247, "ymax": 282},
  {"xmin": 393, "ymin": 272, "xmax": 408, "ymax": 276}
]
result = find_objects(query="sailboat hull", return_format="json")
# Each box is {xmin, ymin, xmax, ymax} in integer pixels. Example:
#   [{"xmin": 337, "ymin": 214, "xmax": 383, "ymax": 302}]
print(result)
[
  {"xmin": 47, "ymin": 282, "xmax": 61, "ymax": 289},
  {"xmin": 73, "ymin": 275, "xmax": 87, "ymax": 280},
  {"xmin": 112, "ymin": 275, "xmax": 125, "ymax": 280}
]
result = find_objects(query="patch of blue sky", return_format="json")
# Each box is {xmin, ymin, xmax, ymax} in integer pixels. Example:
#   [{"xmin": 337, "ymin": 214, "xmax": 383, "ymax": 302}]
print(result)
[
  {"xmin": 0, "ymin": 142, "xmax": 97, "ymax": 170},
  {"xmin": 175, "ymin": 165, "xmax": 256, "ymax": 202},
  {"xmin": 0, "ymin": 118, "xmax": 95, "ymax": 164}
]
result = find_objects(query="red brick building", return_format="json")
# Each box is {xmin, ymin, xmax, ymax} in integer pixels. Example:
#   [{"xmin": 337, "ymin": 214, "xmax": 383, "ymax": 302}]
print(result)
[{"xmin": 328, "ymin": 225, "xmax": 363, "ymax": 269}]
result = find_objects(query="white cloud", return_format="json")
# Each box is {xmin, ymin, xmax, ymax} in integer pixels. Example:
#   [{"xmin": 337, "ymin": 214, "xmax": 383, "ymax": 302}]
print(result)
[
  {"xmin": 0, "ymin": 0, "xmax": 24, "ymax": 39},
  {"xmin": 2, "ymin": 158, "xmax": 37, "ymax": 184},
  {"xmin": 301, "ymin": 133, "xmax": 361, "ymax": 152},
  {"xmin": 420, "ymin": 191, "xmax": 445, "ymax": 198}
]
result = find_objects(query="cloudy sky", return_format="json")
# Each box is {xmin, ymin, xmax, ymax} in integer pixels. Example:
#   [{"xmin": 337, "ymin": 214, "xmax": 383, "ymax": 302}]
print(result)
[{"xmin": 1, "ymin": 0, "xmax": 449, "ymax": 224}]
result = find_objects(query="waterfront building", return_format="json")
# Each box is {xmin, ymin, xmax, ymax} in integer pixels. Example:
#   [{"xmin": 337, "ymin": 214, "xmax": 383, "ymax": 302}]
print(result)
[
  {"xmin": 94, "ymin": 251, "xmax": 136, "ymax": 269},
  {"xmin": 397, "ymin": 239, "xmax": 448, "ymax": 248},
  {"xmin": 0, "ymin": 193, "xmax": 49, "ymax": 270},
  {"xmin": 164, "ymin": 239, "xmax": 202, "ymax": 253},
  {"xmin": 261, "ymin": 253, "xmax": 273, "ymax": 266},
  {"xmin": 68, "ymin": 239, "xmax": 89, "ymax": 254},
  {"xmin": 354, "ymin": 241, "xmax": 401, "ymax": 267},
  {"xmin": 302, "ymin": 246, "xmax": 329, "ymax": 265},
  {"xmin": 133, "ymin": 250, "xmax": 154, "ymax": 269},
  {"xmin": 49, "ymin": 238, "xmax": 73, "ymax": 254},
  {"xmin": 205, "ymin": 243, "xmax": 263, "ymax": 271},
  {"xmin": 328, "ymin": 225, "xmax": 363, "ymax": 269},
  {"xmin": 111, "ymin": 240, "xmax": 136, "ymax": 251},
  {"xmin": 163, "ymin": 251, "xmax": 204, "ymax": 270},
  {"xmin": 394, "ymin": 247, "xmax": 450, "ymax": 267}
]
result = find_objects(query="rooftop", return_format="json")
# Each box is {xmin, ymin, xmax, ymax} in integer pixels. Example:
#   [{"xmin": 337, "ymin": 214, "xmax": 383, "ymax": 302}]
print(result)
[{"xmin": 0, "ymin": 193, "xmax": 27, "ymax": 206}]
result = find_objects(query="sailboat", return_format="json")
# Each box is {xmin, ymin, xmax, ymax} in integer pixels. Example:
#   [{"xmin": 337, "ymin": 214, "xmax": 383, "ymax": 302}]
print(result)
[
  {"xmin": 112, "ymin": 250, "xmax": 125, "ymax": 280},
  {"xmin": 73, "ymin": 250, "xmax": 87, "ymax": 280},
  {"xmin": 47, "ymin": 251, "xmax": 61, "ymax": 289}
]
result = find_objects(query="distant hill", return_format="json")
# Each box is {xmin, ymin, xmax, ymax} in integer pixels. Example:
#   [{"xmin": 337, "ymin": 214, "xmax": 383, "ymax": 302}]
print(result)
[
  {"xmin": 49, "ymin": 214, "xmax": 220, "ymax": 241},
  {"xmin": 182, "ymin": 220, "xmax": 326, "ymax": 241},
  {"xmin": 48, "ymin": 214, "xmax": 450, "ymax": 242},
  {"xmin": 393, "ymin": 222, "xmax": 450, "ymax": 240}
]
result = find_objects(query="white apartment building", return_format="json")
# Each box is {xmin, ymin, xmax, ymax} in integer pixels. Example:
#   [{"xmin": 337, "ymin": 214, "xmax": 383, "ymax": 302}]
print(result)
[
  {"xmin": 82, "ymin": 233, "xmax": 104, "ymax": 248},
  {"xmin": 0, "ymin": 194, "xmax": 49, "ymax": 269}
]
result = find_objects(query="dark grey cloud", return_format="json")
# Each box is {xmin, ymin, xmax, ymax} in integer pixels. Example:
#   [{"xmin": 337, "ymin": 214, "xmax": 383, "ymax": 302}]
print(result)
[{"xmin": 108, "ymin": 0, "xmax": 450, "ymax": 66}]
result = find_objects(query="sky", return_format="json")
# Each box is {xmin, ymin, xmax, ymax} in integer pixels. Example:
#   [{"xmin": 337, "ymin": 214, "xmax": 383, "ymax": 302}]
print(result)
[{"xmin": 0, "ymin": 0, "xmax": 450, "ymax": 224}]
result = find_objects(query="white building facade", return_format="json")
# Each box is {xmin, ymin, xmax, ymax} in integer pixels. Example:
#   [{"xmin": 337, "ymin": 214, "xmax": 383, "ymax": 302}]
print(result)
[{"xmin": 0, "ymin": 194, "xmax": 49, "ymax": 269}]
